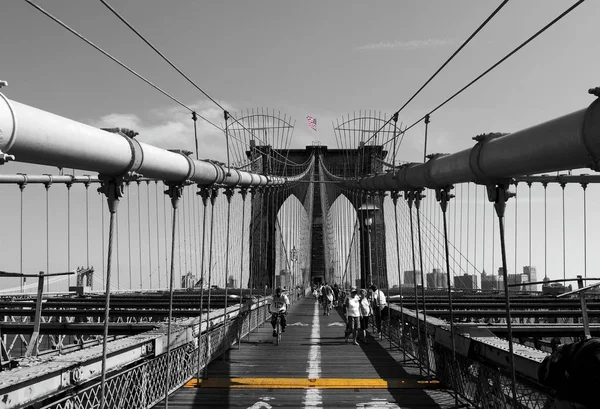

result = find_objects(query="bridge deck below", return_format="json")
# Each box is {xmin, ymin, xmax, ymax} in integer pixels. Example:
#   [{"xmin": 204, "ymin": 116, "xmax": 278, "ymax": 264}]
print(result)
[{"xmin": 169, "ymin": 297, "xmax": 456, "ymax": 408}]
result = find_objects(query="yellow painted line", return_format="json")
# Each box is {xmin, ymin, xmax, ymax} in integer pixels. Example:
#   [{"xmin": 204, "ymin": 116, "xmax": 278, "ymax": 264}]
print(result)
[{"xmin": 184, "ymin": 378, "xmax": 441, "ymax": 389}]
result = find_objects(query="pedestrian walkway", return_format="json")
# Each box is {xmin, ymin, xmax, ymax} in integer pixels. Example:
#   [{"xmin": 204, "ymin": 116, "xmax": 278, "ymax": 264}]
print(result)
[{"xmin": 169, "ymin": 296, "xmax": 457, "ymax": 408}]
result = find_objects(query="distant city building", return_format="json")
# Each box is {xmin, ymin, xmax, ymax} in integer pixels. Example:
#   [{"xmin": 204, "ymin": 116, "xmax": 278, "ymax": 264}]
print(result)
[
  {"xmin": 454, "ymin": 274, "xmax": 476, "ymax": 290},
  {"xmin": 498, "ymin": 266, "xmax": 539, "ymax": 292},
  {"xmin": 426, "ymin": 268, "xmax": 447, "ymax": 289},
  {"xmin": 481, "ymin": 271, "xmax": 500, "ymax": 291},
  {"xmin": 404, "ymin": 270, "xmax": 422, "ymax": 286},
  {"xmin": 523, "ymin": 266, "xmax": 538, "ymax": 291},
  {"xmin": 181, "ymin": 272, "xmax": 196, "ymax": 289}
]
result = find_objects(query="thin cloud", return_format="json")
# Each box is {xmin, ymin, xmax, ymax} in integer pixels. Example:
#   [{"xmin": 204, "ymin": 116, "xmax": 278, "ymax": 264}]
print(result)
[
  {"xmin": 90, "ymin": 101, "xmax": 230, "ymax": 162},
  {"xmin": 355, "ymin": 38, "xmax": 456, "ymax": 51}
]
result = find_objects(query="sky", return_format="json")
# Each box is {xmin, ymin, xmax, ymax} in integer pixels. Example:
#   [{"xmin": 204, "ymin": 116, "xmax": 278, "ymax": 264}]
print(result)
[{"xmin": 1, "ymin": 0, "xmax": 599, "ymax": 290}]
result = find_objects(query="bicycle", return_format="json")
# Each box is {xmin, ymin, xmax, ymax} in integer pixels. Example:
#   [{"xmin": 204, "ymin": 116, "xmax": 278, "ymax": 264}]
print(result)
[
  {"xmin": 270, "ymin": 310, "xmax": 285, "ymax": 346},
  {"xmin": 324, "ymin": 297, "xmax": 333, "ymax": 316}
]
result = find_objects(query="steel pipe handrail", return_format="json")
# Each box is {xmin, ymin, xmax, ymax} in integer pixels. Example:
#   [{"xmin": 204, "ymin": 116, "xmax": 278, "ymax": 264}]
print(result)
[
  {"xmin": 323, "ymin": 99, "xmax": 600, "ymax": 190},
  {"xmin": 0, "ymin": 94, "xmax": 309, "ymax": 187}
]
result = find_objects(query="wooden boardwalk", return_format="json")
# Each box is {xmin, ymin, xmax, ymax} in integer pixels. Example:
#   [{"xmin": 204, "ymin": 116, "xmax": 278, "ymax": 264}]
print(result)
[{"xmin": 169, "ymin": 296, "xmax": 457, "ymax": 408}]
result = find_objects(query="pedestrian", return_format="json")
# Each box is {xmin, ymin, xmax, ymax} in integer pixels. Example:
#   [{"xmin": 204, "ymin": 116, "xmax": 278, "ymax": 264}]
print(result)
[
  {"xmin": 370, "ymin": 284, "xmax": 387, "ymax": 338},
  {"xmin": 538, "ymin": 337, "xmax": 600, "ymax": 409},
  {"xmin": 359, "ymin": 289, "xmax": 372, "ymax": 344},
  {"xmin": 344, "ymin": 286, "xmax": 360, "ymax": 345}
]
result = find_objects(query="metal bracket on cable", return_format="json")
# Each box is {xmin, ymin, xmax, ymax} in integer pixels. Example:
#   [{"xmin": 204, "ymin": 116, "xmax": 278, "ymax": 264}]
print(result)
[
  {"xmin": 485, "ymin": 181, "xmax": 515, "ymax": 218},
  {"xmin": 97, "ymin": 175, "xmax": 125, "ymax": 213},
  {"xmin": 434, "ymin": 185, "xmax": 455, "ymax": 213},
  {"xmin": 0, "ymin": 149, "xmax": 15, "ymax": 165},
  {"xmin": 16, "ymin": 173, "xmax": 28, "ymax": 191},
  {"xmin": 164, "ymin": 183, "xmax": 184, "ymax": 209}
]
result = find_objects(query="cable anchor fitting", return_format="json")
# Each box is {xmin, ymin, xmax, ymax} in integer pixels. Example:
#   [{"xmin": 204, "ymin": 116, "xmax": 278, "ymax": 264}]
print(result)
[
  {"xmin": 589, "ymin": 87, "xmax": 600, "ymax": 98},
  {"xmin": 0, "ymin": 149, "xmax": 15, "ymax": 165},
  {"xmin": 485, "ymin": 182, "xmax": 515, "ymax": 219}
]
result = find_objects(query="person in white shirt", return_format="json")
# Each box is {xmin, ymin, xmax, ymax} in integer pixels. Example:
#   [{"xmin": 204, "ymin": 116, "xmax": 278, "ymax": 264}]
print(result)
[
  {"xmin": 270, "ymin": 287, "xmax": 290, "ymax": 337},
  {"xmin": 359, "ymin": 289, "xmax": 373, "ymax": 344},
  {"xmin": 344, "ymin": 287, "xmax": 360, "ymax": 345},
  {"xmin": 370, "ymin": 284, "xmax": 387, "ymax": 337}
]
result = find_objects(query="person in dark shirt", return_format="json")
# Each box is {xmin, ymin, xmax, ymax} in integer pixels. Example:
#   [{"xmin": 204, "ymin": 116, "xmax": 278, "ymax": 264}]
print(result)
[{"xmin": 538, "ymin": 337, "xmax": 600, "ymax": 408}]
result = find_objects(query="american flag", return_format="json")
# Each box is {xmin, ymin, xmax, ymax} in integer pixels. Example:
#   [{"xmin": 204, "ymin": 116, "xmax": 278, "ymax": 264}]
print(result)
[{"xmin": 306, "ymin": 116, "xmax": 317, "ymax": 131}]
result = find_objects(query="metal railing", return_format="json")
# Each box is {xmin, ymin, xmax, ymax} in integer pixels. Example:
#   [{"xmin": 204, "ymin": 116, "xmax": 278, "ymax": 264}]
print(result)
[
  {"xmin": 384, "ymin": 304, "xmax": 553, "ymax": 409},
  {"xmin": 40, "ymin": 301, "xmax": 270, "ymax": 409}
]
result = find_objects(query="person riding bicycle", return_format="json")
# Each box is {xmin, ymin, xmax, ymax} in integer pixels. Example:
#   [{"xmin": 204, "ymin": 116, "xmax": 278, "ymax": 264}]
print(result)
[
  {"xmin": 270, "ymin": 287, "xmax": 290, "ymax": 337},
  {"xmin": 322, "ymin": 282, "xmax": 334, "ymax": 315}
]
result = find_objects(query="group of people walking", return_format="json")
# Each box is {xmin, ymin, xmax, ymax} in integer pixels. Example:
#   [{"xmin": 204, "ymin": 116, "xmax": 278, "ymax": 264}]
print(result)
[
  {"xmin": 311, "ymin": 282, "xmax": 388, "ymax": 345},
  {"xmin": 343, "ymin": 284, "xmax": 387, "ymax": 345}
]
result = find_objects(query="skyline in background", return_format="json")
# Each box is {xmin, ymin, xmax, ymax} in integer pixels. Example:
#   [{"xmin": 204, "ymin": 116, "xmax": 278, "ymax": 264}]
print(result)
[{"xmin": 1, "ymin": 1, "xmax": 599, "ymax": 290}]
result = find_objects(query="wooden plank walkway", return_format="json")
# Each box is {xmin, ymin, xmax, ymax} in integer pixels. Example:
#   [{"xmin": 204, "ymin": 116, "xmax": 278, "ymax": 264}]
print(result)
[{"xmin": 169, "ymin": 296, "xmax": 458, "ymax": 408}]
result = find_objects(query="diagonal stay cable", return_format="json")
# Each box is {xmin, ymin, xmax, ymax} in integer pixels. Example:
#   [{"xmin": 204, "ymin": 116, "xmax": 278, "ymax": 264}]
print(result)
[
  {"xmin": 362, "ymin": 0, "xmax": 510, "ymax": 146},
  {"xmin": 383, "ymin": 0, "xmax": 586, "ymax": 148},
  {"xmin": 24, "ymin": 0, "xmax": 223, "ymax": 132},
  {"xmin": 99, "ymin": 0, "xmax": 294, "ymax": 166}
]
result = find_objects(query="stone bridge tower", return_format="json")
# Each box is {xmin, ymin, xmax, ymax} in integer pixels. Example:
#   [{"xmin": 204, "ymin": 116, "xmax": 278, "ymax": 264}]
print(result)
[{"xmin": 248, "ymin": 143, "xmax": 388, "ymax": 290}]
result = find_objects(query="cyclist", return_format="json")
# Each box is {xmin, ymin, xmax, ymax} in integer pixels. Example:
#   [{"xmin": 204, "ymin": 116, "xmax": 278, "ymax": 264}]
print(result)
[
  {"xmin": 322, "ymin": 282, "xmax": 334, "ymax": 315},
  {"xmin": 332, "ymin": 283, "xmax": 340, "ymax": 307},
  {"xmin": 270, "ymin": 287, "xmax": 290, "ymax": 337}
]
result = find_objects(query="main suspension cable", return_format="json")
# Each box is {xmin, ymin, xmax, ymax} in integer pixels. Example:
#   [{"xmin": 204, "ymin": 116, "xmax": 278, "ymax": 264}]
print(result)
[
  {"xmin": 383, "ymin": 0, "xmax": 586, "ymax": 147},
  {"xmin": 362, "ymin": 0, "xmax": 510, "ymax": 146},
  {"xmin": 24, "ymin": 0, "xmax": 222, "ymax": 131}
]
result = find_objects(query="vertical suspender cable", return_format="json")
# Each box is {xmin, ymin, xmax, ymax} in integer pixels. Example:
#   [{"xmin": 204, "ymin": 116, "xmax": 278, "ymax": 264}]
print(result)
[
  {"xmin": 407, "ymin": 192, "xmax": 423, "ymax": 375},
  {"xmin": 20, "ymin": 182, "xmax": 25, "ymax": 293},
  {"xmin": 223, "ymin": 189, "xmax": 234, "ymax": 349},
  {"xmin": 101, "ymin": 194, "xmax": 105, "ymax": 290},
  {"xmin": 423, "ymin": 114, "xmax": 430, "ymax": 163},
  {"xmin": 99, "ymin": 179, "xmax": 122, "ymax": 409},
  {"xmin": 67, "ymin": 183, "xmax": 71, "ymax": 285},
  {"xmin": 138, "ymin": 181, "xmax": 143, "ymax": 289},
  {"xmin": 45, "ymin": 181, "xmax": 50, "ymax": 291},
  {"xmin": 203, "ymin": 189, "xmax": 218, "ymax": 379},
  {"xmin": 197, "ymin": 188, "xmax": 209, "ymax": 381},
  {"xmin": 466, "ymin": 183, "xmax": 470, "ymax": 277},
  {"xmin": 561, "ymin": 183, "xmax": 566, "ymax": 280},
  {"xmin": 147, "ymin": 181, "xmax": 153, "ymax": 288},
  {"xmin": 164, "ymin": 184, "xmax": 169, "ymax": 288},
  {"xmin": 182, "ymin": 187, "xmax": 188, "ymax": 285},
  {"xmin": 192, "ymin": 112, "xmax": 199, "ymax": 160},
  {"xmin": 127, "ymin": 184, "xmax": 133, "ymax": 289},
  {"xmin": 582, "ymin": 183, "xmax": 588, "ymax": 278},
  {"xmin": 514, "ymin": 183, "xmax": 518, "ymax": 287},
  {"xmin": 415, "ymin": 191, "xmax": 431, "ymax": 378},
  {"xmin": 491, "ymin": 184, "xmax": 519, "ymax": 408},
  {"xmin": 528, "ymin": 183, "xmax": 532, "ymax": 278},
  {"xmin": 239, "ymin": 189, "xmax": 247, "ymax": 345},
  {"xmin": 155, "ymin": 181, "xmax": 162, "ymax": 288},
  {"xmin": 192, "ymin": 185, "xmax": 198, "ymax": 287},
  {"xmin": 543, "ymin": 183, "xmax": 548, "ymax": 281},
  {"xmin": 437, "ymin": 186, "xmax": 459, "ymax": 407},
  {"xmin": 85, "ymin": 181, "xmax": 90, "ymax": 269},
  {"xmin": 392, "ymin": 192, "xmax": 406, "ymax": 361},
  {"xmin": 162, "ymin": 184, "xmax": 182, "ymax": 409},
  {"xmin": 482, "ymin": 185, "xmax": 486, "ymax": 278}
]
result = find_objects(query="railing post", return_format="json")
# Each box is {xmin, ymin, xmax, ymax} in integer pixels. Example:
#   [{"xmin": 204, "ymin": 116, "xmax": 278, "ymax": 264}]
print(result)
[
  {"xmin": 576, "ymin": 275, "xmax": 591, "ymax": 339},
  {"xmin": 24, "ymin": 271, "xmax": 44, "ymax": 358}
]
